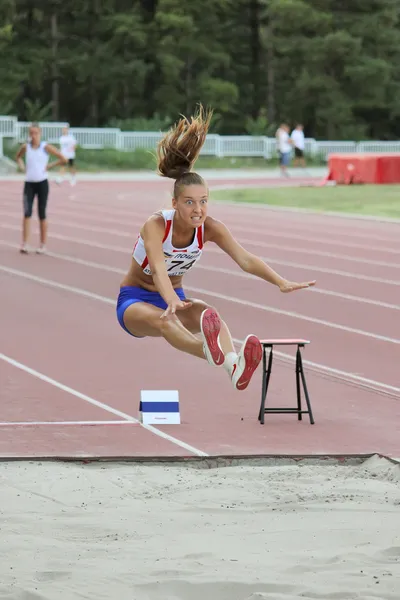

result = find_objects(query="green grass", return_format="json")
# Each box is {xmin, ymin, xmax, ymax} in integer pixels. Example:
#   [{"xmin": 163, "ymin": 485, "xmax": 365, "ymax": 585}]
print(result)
[
  {"xmin": 3, "ymin": 139, "xmax": 325, "ymax": 171},
  {"xmin": 67, "ymin": 149, "xmax": 281, "ymax": 171},
  {"xmin": 211, "ymin": 185, "xmax": 400, "ymax": 219}
]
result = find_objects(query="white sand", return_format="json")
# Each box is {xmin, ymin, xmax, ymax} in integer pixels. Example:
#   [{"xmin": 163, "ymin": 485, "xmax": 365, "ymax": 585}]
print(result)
[{"xmin": 0, "ymin": 454, "xmax": 399, "ymax": 600}]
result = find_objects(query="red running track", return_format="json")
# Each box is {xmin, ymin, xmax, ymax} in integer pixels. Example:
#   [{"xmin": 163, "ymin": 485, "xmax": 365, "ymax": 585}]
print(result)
[{"xmin": 0, "ymin": 178, "xmax": 399, "ymax": 460}]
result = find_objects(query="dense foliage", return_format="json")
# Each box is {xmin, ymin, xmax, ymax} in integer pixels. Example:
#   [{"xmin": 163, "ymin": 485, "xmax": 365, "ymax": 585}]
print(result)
[{"xmin": 1, "ymin": 0, "xmax": 400, "ymax": 139}]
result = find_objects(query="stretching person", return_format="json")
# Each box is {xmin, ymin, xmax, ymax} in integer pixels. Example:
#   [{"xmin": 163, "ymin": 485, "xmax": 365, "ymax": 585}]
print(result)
[
  {"xmin": 16, "ymin": 123, "xmax": 67, "ymax": 253},
  {"xmin": 116, "ymin": 106, "xmax": 316, "ymax": 390}
]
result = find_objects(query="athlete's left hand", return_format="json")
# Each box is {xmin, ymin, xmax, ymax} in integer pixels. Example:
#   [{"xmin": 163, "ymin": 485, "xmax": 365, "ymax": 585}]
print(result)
[
  {"xmin": 160, "ymin": 299, "xmax": 193, "ymax": 320},
  {"xmin": 279, "ymin": 279, "xmax": 316, "ymax": 293}
]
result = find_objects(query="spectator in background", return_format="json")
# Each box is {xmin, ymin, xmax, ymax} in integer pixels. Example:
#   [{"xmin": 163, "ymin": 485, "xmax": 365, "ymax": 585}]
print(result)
[
  {"xmin": 15, "ymin": 123, "xmax": 67, "ymax": 254},
  {"xmin": 275, "ymin": 123, "xmax": 292, "ymax": 177},
  {"xmin": 57, "ymin": 126, "xmax": 77, "ymax": 186},
  {"xmin": 291, "ymin": 123, "xmax": 306, "ymax": 167}
]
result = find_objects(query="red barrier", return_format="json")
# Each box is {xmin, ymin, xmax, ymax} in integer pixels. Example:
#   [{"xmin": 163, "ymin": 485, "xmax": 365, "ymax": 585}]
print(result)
[{"xmin": 326, "ymin": 153, "xmax": 400, "ymax": 185}]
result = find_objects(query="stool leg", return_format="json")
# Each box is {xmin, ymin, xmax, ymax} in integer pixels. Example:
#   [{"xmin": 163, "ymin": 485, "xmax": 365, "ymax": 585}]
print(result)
[
  {"xmin": 295, "ymin": 347, "xmax": 302, "ymax": 421},
  {"xmin": 258, "ymin": 346, "xmax": 273, "ymax": 424},
  {"xmin": 258, "ymin": 346, "xmax": 267, "ymax": 423},
  {"xmin": 298, "ymin": 348, "xmax": 315, "ymax": 424}
]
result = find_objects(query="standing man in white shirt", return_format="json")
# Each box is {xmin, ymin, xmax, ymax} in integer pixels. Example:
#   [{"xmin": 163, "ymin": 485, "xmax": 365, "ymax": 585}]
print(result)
[
  {"xmin": 57, "ymin": 126, "xmax": 77, "ymax": 185},
  {"xmin": 291, "ymin": 123, "xmax": 306, "ymax": 167},
  {"xmin": 15, "ymin": 123, "xmax": 67, "ymax": 254},
  {"xmin": 275, "ymin": 123, "xmax": 293, "ymax": 176}
]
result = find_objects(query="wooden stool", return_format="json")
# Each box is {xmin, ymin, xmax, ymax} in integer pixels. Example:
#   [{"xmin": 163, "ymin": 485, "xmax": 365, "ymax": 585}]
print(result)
[{"xmin": 258, "ymin": 339, "xmax": 315, "ymax": 425}]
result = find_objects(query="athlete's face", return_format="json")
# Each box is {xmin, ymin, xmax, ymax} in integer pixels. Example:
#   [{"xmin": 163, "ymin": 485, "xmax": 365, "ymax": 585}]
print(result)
[
  {"xmin": 173, "ymin": 184, "xmax": 208, "ymax": 228},
  {"xmin": 29, "ymin": 127, "xmax": 41, "ymax": 145}
]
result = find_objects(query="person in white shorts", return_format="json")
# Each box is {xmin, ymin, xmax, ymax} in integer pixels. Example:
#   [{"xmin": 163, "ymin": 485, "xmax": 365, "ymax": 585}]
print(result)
[
  {"xmin": 291, "ymin": 124, "xmax": 306, "ymax": 167},
  {"xmin": 275, "ymin": 123, "xmax": 293, "ymax": 176},
  {"xmin": 15, "ymin": 123, "xmax": 67, "ymax": 254},
  {"xmin": 57, "ymin": 126, "xmax": 77, "ymax": 185}
]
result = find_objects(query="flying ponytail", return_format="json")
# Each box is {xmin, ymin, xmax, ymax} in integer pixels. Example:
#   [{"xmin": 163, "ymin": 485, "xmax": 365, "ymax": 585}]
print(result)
[{"xmin": 156, "ymin": 104, "xmax": 213, "ymax": 195}]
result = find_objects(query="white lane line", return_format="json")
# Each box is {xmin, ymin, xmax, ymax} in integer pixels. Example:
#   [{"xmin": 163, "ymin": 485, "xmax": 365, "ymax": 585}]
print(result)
[
  {"xmin": 0, "ymin": 224, "xmax": 128, "ymax": 253},
  {"xmin": 261, "ymin": 256, "xmax": 400, "ymax": 286},
  {"xmin": 1, "ymin": 228, "xmax": 399, "ymax": 287},
  {"xmin": 0, "ymin": 240, "xmax": 398, "ymax": 309},
  {"xmin": 4, "ymin": 193, "xmax": 398, "ymax": 243},
  {"xmin": 2, "ymin": 198, "xmax": 398, "ymax": 244},
  {"xmin": 0, "ymin": 212, "xmax": 132, "ymax": 238},
  {"xmin": 2, "ymin": 258, "xmax": 400, "ymax": 353},
  {"xmin": 3, "ymin": 179, "xmax": 400, "ymax": 227},
  {"xmin": 2, "ymin": 264, "xmax": 398, "ymax": 344},
  {"xmin": 230, "ymin": 340, "xmax": 399, "ymax": 396},
  {"xmin": 193, "ymin": 263, "xmax": 400, "ymax": 311},
  {"xmin": 185, "ymin": 285, "xmax": 400, "ymax": 345},
  {"xmin": 237, "ymin": 237, "xmax": 400, "ymax": 268},
  {"xmin": 1, "ymin": 265, "xmax": 398, "ymax": 396},
  {"xmin": 2, "ymin": 210, "xmax": 400, "ymax": 258},
  {"xmin": 0, "ymin": 212, "xmax": 400, "ymax": 269},
  {"xmin": 305, "ymin": 286, "xmax": 400, "ymax": 310},
  {"xmin": 0, "ymin": 352, "xmax": 208, "ymax": 457},
  {"xmin": 0, "ymin": 420, "xmax": 137, "ymax": 426}
]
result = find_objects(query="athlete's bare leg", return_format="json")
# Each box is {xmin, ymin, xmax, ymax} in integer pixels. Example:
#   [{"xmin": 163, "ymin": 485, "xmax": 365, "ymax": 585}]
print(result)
[
  {"xmin": 22, "ymin": 216, "xmax": 30, "ymax": 247},
  {"xmin": 177, "ymin": 298, "xmax": 236, "ymax": 355},
  {"xmin": 39, "ymin": 218, "xmax": 47, "ymax": 246},
  {"xmin": 122, "ymin": 299, "xmax": 261, "ymax": 388},
  {"xmin": 123, "ymin": 302, "xmax": 208, "ymax": 359}
]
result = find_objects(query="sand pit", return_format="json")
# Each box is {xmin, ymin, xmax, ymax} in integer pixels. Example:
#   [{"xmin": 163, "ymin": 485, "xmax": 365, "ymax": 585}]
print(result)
[{"xmin": 0, "ymin": 455, "xmax": 399, "ymax": 600}]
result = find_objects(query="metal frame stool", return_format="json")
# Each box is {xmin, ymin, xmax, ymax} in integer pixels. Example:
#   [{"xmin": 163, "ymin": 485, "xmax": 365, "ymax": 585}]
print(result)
[{"xmin": 258, "ymin": 339, "xmax": 315, "ymax": 425}]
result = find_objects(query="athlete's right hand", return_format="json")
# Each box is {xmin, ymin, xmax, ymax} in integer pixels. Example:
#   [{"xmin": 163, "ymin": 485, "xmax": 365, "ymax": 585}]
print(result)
[{"xmin": 160, "ymin": 298, "xmax": 193, "ymax": 320}]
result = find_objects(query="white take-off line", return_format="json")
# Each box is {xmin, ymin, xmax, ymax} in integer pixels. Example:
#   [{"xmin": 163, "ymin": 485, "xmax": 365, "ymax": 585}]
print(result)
[
  {"xmin": 0, "ymin": 352, "xmax": 208, "ymax": 457},
  {"xmin": 0, "ymin": 264, "xmax": 398, "ymax": 396},
  {"xmin": 0, "ymin": 420, "xmax": 137, "ymax": 427}
]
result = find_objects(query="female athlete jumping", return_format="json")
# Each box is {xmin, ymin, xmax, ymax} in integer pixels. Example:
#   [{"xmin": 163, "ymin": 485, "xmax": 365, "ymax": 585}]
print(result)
[{"xmin": 116, "ymin": 106, "xmax": 316, "ymax": 390}]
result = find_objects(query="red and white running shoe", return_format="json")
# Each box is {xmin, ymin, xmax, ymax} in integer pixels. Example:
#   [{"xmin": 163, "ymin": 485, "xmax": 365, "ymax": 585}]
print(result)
[
  {"xmin": 200, "ymin": 308, "xmax": 224, "ymax": 367},
  {"xmin": 231, "ymin": 335, "xmax": 262, "ymax": 390}
]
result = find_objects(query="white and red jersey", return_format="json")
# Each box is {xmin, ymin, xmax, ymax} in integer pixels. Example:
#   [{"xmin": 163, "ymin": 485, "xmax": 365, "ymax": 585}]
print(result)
[{"xmin": 132, "ymin": 209, "xmax": 204, "ymax": 276}]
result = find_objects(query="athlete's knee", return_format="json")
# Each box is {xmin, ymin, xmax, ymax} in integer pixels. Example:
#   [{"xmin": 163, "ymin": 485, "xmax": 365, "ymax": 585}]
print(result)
[
  {"xmin": 159, "ymin": 315, "xmax": 179, "ymax": 337},
  {"xmin": 178, "ymin": 300, "xmax": 220, "ymax": 333},
  {"xmin": 23, "ymin": 204, "xmax": 33, "ymax": 218},
  {"xmin": 197, "ymin": 301, "xmax": 220, "ymax": 320},
  {"xmin": 187, "ymin": 298, "xmax": 216, "ymax": 315}
]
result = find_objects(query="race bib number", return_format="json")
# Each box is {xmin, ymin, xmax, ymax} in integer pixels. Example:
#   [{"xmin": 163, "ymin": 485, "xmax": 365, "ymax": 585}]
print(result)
[{"xmin": 164, "ymin": 251, "xmax": 200, "ymax": 275}]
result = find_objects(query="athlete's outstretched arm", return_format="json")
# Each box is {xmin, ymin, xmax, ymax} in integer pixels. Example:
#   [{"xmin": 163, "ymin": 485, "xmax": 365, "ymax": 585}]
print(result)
[{"xmin": 207, "ymin": 218, "xmax": 316, "ymax": 293}]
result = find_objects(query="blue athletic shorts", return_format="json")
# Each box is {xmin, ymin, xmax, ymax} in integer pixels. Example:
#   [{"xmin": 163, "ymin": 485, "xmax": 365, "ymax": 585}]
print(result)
[{"xmin": 116, "ymin": 285, "xmax": 187, "ymax": 337}]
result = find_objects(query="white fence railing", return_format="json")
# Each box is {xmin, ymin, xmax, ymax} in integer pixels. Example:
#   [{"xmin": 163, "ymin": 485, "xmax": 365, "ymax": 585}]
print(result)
[{"xmin": 1, "ymin": 115, "xmax": 399, "ymax": 160}]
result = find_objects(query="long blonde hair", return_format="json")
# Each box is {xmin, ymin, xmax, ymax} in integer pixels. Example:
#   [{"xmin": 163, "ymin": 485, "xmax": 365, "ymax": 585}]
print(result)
[{"xmin": 156, "ymin": 104, "xmax": 213, "ymax": 196}]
